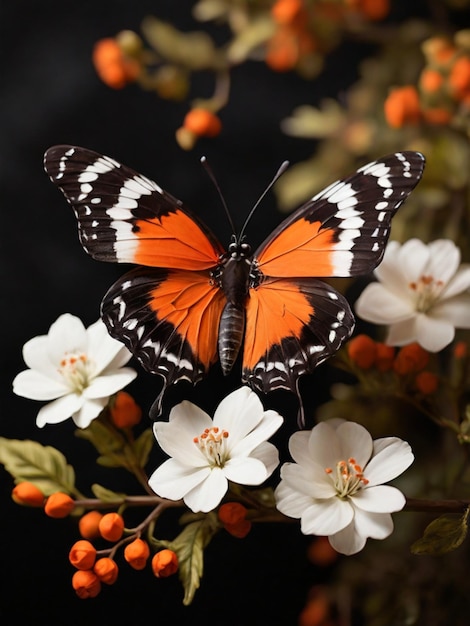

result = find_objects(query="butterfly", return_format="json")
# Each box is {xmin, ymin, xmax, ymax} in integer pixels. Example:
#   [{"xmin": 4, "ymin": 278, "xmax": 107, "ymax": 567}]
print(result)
[{"xmin": 44, "ymin": 146, "xmax": 425, "ymax": 417}]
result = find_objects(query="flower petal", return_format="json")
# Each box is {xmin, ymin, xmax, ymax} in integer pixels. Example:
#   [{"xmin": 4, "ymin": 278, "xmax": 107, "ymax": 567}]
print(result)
[
  {"xmin": 275, "ymin": 482, "xmax": 313, "ymax": 519},
  {"xmin": 36, "ymin": 393, "xmax": 83, "ymax": 428},
  {"xmin": 280, "ymin": 462, "xmax": 335, "ymax": 498},
  {"xmin": 287, "ymin": 430, "xmax": 312, "ymax": 466},
  {"xmin": 366, "ymin": 437, "xmax": 414, "ymax": 485},
  {"xmin": 385, "ymin": 317, "xmax": 419, "ymax": 346},
  {"xmin": 427, "ymin": 239, "xmax": 460, "ymax": 283},
  {"xmin": 13, "ymin": 369, "xmax": 69, "ymax": 400},
  {"xmin": 183, "ymin": 467, "xmax": 228, "ymax": 513},
  {"xmin": 87, "ymin": 319, "xmax": 132, "ymax": 374},
  {"xmin": 328, "ymin": 521, "xmax": 367, "ymax": 555},
  {"xmin": 352, "ymin": 507, "xmax": 394, "ymax": 540},
  {"xmin": 307, "ymin": 421, "xmax": 342, "ymax": 468},
  {"xmin": 73, "ymin": 397, "xmax": 108, "ymax": 428},
  {"xmin": 223, "ymin": 456, "xmax": 268, "ymax": 485},
  {"xmin": 439, "ymin": 265, "xmax": 470, "ymax": 299},
  {"xmin": 149, "ymin": 459, "xmax": 211, "ymax": 500},
  {"xmin": 352, "ymin": 485, "xmax": 405, "ymax": 513},
  {"xmin": 22, "ymin": 336, "xmax": 58, "ymax": 375},
  {"xmin": 432, "ymin": 295, "xmax": 470, "ymax": 329},
  {"xmin": 300, "ymin": 498, "xmax": 354, "ymax": 536},
  {"xmin": 355, "ymin": 283, "xmax": 414, "ymax": 324},
  {"xmin": 230, "ymin": 409, "xmax": 283, "ymax": 457},
  {"xmin": 415, "ymin": 314, "xmax": 455, "ymax": 352},
  {"xmin": 335, "ymin": 421, "xmax": 373, "ymax": 468},
  {"xmin": 82, "ymin": 368, "xmax": 137, "ymax": 399},
  {"xmin": 47, "ymin": 314, "xmax": 87, "ymax": 365},
  {"xmin": 248, "ymin": 441, "xmax": 280, "ymax": 477},
  {"xmin": 213, "ymin": 387, "xmax": 264, "ymax": 443}
]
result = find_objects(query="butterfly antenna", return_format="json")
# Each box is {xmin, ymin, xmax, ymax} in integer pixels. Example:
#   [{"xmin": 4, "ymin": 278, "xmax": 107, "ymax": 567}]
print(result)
[
  {"xmin": 238, "ymin": 160, "xmax": 290, "ymax": 242},
  {"xmin": 200, "ymin": 156, "xmax": 237, "ymax": 237}
]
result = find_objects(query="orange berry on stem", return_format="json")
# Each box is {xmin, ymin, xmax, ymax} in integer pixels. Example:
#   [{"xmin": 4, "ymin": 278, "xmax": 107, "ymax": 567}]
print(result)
[
  {"xmin": 415, "ymin": 371, "xmax": 439, "ymax": 395},
  {"xmin": 12, "ymin": 482, "xmax": 45, "ymax": 507},
  {"xmin": 384, "ymin": 86, "xmax": 421, "ymax": 128},
  {"xmin": 94, "ymin": 557, "xmax": 119, "ymax": 584},
  {"xmin": 393, "ymin": 343, "xmax": 430, "ymax": 375},
  {"xmin": 72, "ymin": 569, "xmax": 101, "ymax": 599},
  {"xmin": 109, "ymin": 391, "xmax": 142, "ymax": 429},
  {"xmin": 44, "ymin": 492, "xmax": 75, "ymax": 518},
  {"xmin": 69, "ymin": 540, "xmax": 97, "ymax": 570},
  {"xmin": 347, "ymin": 334, "xmax": 377, "ymax": 369},
  {"xmin": 79, "ymin": 510, "xmax": 103, "ymax": 540},
  {"xmin": 183, "ymin": 108, "xmax": 222, "ymax": 137},
  {"xmin": 374, "ymin": 343, "xmax": 395, "ymax": 372},
  {"xmin": 124, "ymin": 538, "xmax": 150, "ymax": 570},
  {"xmin": 99, "ymin": 512, "xmax": 125, "ymax": 542},
  {"xmin": 151, "ymin": 549, "xmax": 179, "ymax": 578}
]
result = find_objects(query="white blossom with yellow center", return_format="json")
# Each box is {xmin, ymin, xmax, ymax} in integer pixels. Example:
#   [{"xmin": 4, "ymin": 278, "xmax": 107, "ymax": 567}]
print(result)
[
  {"xmin": 149, "ymin": 387, "xmax": 283, "ymax": 513},
  {"xmin": 275, "ymin": 419, "xmax": 414, "ymax": 555},
  {"xmin": 13, "ymin": 313, "xmax": 136, "ymax": 428},
  {"xmin": 355, "ymin": 238, "xmax": 470, "ymax": 352}
]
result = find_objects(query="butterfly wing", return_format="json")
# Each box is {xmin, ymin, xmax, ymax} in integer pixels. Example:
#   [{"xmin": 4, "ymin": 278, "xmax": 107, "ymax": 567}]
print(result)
[
  {"xmin": 255, "ymin": 151, "xmax": 425, "ymax": 278},
  {"xmin": 44, "ymin": 145, "xmax": 227, "ymax": 412},
  {"xmin": 43, "ymin": 145, "xmax": 225, "ymax": 269},
  {"xmin": 243, "ymin": 151, "xmax": 425, "ymax": 400}
]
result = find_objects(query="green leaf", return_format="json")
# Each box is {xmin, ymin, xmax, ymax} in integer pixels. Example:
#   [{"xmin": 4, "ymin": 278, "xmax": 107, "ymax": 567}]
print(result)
[
  {"xmin": 131, "ymin": 428, "xmax": 154, "ymax": 468},
  {"xmin": 166, "ymin": 513, "xmax": 219, "ymax": 605},
  {"xmin": 411, "ymin": 508, "xmax": 470, "ymax": 555},
  {"xmin": 0, "ymin": 438, "xmax": 76, "ymax": 495},
  {"xmin": 91, "ymin": 483, "xmax": 126, "ymax": 504}
]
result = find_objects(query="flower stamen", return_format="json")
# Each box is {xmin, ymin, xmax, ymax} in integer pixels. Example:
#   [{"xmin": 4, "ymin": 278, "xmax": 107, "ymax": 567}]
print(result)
[
  {"xmin": 325, "ymin": 457, "xmax": 369, "ymax": 498},
  {"xmin": 409, "ymin": 274, "xmax": 445, "ymax": 312},
  {"xmin": 194, "ymin": 427, "xmax": 230, "ymax": 467},
  {"xmin": 59, "ymin": 352, "xmax": 93, "ymax": 393}
]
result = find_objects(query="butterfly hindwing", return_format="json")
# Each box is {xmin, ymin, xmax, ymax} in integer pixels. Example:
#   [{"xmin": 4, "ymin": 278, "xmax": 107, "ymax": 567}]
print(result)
[
  {"xmin": 255, "ymin": 151, "xmax": 425, "ymax": 278},
  {"xmin": 243, "ymin": 277, "xmax": 354, "ymax": 395},
  {"xmin": 43, "ymin": 145, "xmax": 224, "ymax": 270},
  {"xmin": 101, "ymin": 266, "xmax": 226, "ymax": 412}
]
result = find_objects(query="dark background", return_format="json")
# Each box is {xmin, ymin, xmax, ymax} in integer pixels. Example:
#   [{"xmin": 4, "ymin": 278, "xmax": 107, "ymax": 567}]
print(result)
[{"xmin": 0, "ymin": 2, "xmax": 460, "ymax": 625}]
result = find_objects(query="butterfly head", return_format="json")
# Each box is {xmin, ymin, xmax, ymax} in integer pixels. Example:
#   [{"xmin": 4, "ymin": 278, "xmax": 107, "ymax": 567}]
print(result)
[{"xmin": 228, "ymin": 236, "xmax": 251, "ymax": 260}]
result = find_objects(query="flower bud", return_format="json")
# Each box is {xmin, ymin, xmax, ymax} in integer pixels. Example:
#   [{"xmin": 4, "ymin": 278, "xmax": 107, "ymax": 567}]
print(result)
[
  {"xmin": 151, "ymin": 549, "xmax": 179, "ymax": 578},
  {"xmin": 69, "ymin": 540, "xmax": 97, "ymax": 570},
  {"xmin": 72, "ymin": 569, "xmax": 101, "ymax": 599},
  {"xmin": 183, "ymin": 108, "xmax": 222, "ymax": 138},
  {"xmin": 12, "ymin": 482, "xmax": 45, "ymax": 507},
  {"xmin": 94, "ymin": 557, "xmax": 119, "ymax": 585},
  {"xmin": 346, "ymin": 334, "xmax": 377, "ymax": 369},
  {"xmin": 79, "ymin": 510, "xmax": 103, "ymax": 540},
  {"xmin": 99, "ymin": 512, "xmax": 125, "ymax": 542},
  {"xmin": 109, "ymin": 391, "xmax": 142, "ymax": 429},
  {"xmin": 218, "ymin": 502, "xmax": 252, "ymax": 538},
  {"xmin": 393, "ymin": 343, "xmax": 430, "ymax": 375},
  {"xmin": 124, "ymin": 538, "xmax": 150, "ymax": 570},
  {"xmin": 92, "ymin": 38, "xmax": 140, "ymax": 89},
  {"xmin": 44, "ymin": 492, "xmax": 75, "ymax": 518}
]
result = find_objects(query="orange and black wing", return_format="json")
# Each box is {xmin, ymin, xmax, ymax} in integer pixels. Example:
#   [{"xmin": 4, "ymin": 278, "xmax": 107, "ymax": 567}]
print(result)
[
  {"xmin": 44, "ymin": 145, "xmax": 227, "ymax": 413},
  {"xmin": 243, "ymin": 152, "xmax": 425, "ymax": 401}
]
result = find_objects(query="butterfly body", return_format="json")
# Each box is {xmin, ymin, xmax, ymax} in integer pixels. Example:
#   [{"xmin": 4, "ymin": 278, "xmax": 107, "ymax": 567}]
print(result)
[{"xmin": 44, "ymin": 146, "xmax": 425, "ymax": 416}]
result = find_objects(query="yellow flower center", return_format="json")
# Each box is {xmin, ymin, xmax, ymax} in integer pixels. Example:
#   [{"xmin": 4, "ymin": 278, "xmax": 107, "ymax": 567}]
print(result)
[
  {"xmin": 409, "ymin": 274, "xmax": 444, "ymax": 312},
  {"xmin": 325, "ymin": 458, "xmax": 369, "ymax": 498},
  {"xmin": 59, "ymin": 353, "xmax": 92, "ymax": 392},
  {"xmin": 193, "ymin": 427, "xmax": 230, "ymax": 468}
]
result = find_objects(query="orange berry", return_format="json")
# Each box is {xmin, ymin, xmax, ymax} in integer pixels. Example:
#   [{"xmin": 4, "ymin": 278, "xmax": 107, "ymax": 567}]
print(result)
[
  {"xmin": 415, "ymin": 371, "xmax": 439, "ymax": 395},
  {"xmin": 183, "ymin": 108, "xmax": 222, "ymax": 138},
  {"xmin": 94, "ymin": 557, "xmax": 119, "ymax": 585},
  {"xmin": 347, "ymin": 334, "xmax": 377, "ymax": 369},
  {"xmin": 44, "ymin": 492, "xmax": 75, "ymax": 518},
  {"xmin": 449, "ymin": 56, "xmax": 470, "ymax": 99},
  {"xmin": 99, "ymin": 512, "xmax": 125, "ymax": 542},
  {"xmin": 92, "ymin": 38, "xmax": 140, "ymax": 89},
  {"xmin": 124, "ymin": 538, "xmax": 150, "ymax": 570},
  {"xmin": 266, "ymin": 26, "xmax": 299, "ymax": 72},
  {"xmin": 393, "ymin": 343, "xmax": 430, "ymax": 375},
  {"xmin": 422, "ymin": 36, "xmax": 457, "ymax": 66},
  {"xmin": 218, "ymin": 502, "xmax": 252, "ymax": 538},
  {"xmin": 384, "ymin": 86, "xmax": 421, "ymax": 128},
  {"xmin": 12, "ymin": 482, "xmax": 45, "ymax": 507},
  {"xmin": 454, "ymin": 341, "xmax": 467, "ymax": 359},
  {"xmin": 79, "ymin": 510, "xmax": 103, "ymax": 540},
  {"xmin": 72, "ymin": 569, "xmax": 101, "ymax": 599},
  {"xmin": 422, "ymin": 106, "xmax": 453, "ymax": 125},
  {"xmin": 271, "ymin": 0, "xmax": 303, "ymax": 24},
  {"xmin": 307, "ymin": 536, "xmax": 338, "ymax": 567},
  {"xmin": 151, "ymin": 549, "xmax": 179, "ymax": 578},
  {"xmin": 298, "ymin": 596, "xmax": 330, "ymax": 626},
  {"xmin": 374, "ymin": 343, "xmax": 395, "ymax": 372},
  {"xmin": 419, "ymin": 68, "xmax": 445, "ymax": 94},
  {"xmin": 347, "ymin": 0, "xmax": 390, "ymax": 21},
  {"xmin": 69, "ymin": 540, "xmax": 97, "ymax": 570},
  {"xmin": 109, "ymin": 391, "xmax": 142, "ymax": 429}
]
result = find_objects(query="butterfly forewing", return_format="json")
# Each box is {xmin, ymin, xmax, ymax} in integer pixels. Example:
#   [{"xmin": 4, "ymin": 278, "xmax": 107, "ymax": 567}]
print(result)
[
  {"xmin": 255, "ymin": 151, "xmax": 425, "ymax": 278},
  {"xmin": 43, "ymin": 145, "xmax": 224, "ymax": 270}
]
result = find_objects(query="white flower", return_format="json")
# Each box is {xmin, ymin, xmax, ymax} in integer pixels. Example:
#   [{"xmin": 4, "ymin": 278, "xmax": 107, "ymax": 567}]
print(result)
[
  {"xmin": 274, "ymin": 419, "xmax": 414, "ymax": 555},
  {"xmin": 355, "ymin": 239, "xmax": 470, "ymax": 352},
  {"xmin": 13, "ymin": 313, "xmax": 137, "ymax": 429},
  {"xmin": 148, "ymin": 387, "xmax": 283, "ymax": 513}
]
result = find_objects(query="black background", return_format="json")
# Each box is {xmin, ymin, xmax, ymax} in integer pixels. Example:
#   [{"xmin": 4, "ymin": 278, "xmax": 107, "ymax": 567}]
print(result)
[{"xmin": 0, "ymin": 2, "xmax": 462, "ymax": 625}]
